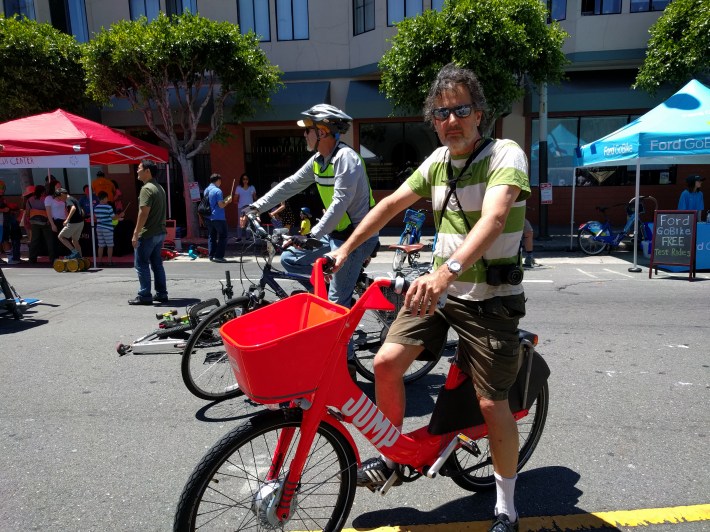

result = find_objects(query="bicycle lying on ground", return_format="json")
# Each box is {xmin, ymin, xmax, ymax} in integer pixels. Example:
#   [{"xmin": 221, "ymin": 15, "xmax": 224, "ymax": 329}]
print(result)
[
  {"xmin": 577, "ymin": 196, "xmax": 656, "ymax": 256},
  {"xmin": 180, "ymin": 214, "xmax": 439, "ymax": 402},
  {"xmin": 174, "ymin": 257, "xmax": 549, "ymax": 531}
]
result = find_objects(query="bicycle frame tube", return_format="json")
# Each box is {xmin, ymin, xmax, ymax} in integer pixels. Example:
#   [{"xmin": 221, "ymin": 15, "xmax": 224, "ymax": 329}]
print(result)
[{"xmin": 259, "ymin": 264, "xmax": 313, "ymax": 300}]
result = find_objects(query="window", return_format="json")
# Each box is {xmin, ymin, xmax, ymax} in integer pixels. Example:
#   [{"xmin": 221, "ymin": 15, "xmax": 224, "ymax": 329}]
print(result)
[
  {"xmin": 359, "ymin": 121, "xmax": 439, "ymax": 189},
  {"xmin": 238, "ymin": 0, "xmax": 271, "ymax": 41},
  {"xmin": 276, "ymin": 0, "xmax": 308, "ymax": 41},
  {"xmin": 630, "ymin": 0, "xmax": 670, "ymax": 12},
  {"xmin": 581, "ymin": 0, "xmax": 621, "ymax": 15},
  {"xmin": 353, "ymin": 0, "xmax": 375, "ymax": 35},
  {"xmin": 3, "ymin": 0, "xmax": 36, "ymax": 19},
  {"xmin": 530, "ymin": 115, "xmax": 675, "ymax": 186},
  {"xmin": 431, "ymin": 0, "xmax": 445, "ymax": 11},
  {"xmin": 548, "ymin": 0, "xmax": 566, "ymax": 21},
  {"xmin": 387, "ymin": 0, "xmax": 422, "ymax": 26},
  {"xmin": 129, "ymin": 0, "xmax": 159, "ymax": 21},
  {"xmin": 49, "ymin": 0, "xmax": 89, "ymax": 42},
  {"xmin": 166, "ymin": 0, "xmax": 197, "ymax": 15}
]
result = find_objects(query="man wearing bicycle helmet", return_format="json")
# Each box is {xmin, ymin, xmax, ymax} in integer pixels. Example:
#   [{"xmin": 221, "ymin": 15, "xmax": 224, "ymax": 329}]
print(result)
[
  {"xmin": 247, "ymin": 103, "xmax": 379, "ymax": 307},
  {"xmin": 328, "ymin": 64, "xmax": 530, "ymax": 532}
]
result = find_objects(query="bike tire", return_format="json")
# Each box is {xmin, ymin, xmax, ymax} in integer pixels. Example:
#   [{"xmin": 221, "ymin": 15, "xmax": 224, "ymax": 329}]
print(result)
[
  {"xmin": 392, "ymin": 232, "xmax": 409, "ymax": 273},
  {"xmin": 577, "ymin": 227, "xmax": 608, "ymax": 255},
  {"xmin": 174, "ymin": 408, "xmax": 357, "ymax": 532},
  {"xmin": 180, "ymin": 298, "xmax": 250, "ymax": 401},
  {"xmin": 447, "ymin": 381, "xmax": 548, "ymax": 492}
]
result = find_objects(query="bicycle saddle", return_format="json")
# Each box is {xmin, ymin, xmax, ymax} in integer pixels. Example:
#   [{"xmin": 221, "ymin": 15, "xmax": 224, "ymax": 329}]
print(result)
[{"xmin": 389, "ymin": 243, "xmax": 424, "ymax": 253}]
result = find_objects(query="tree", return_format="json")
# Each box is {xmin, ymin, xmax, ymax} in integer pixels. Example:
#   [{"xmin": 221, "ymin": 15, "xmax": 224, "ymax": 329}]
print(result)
[
  {"xmin": 634, "ymin": 0, "xmax": 710, "ymax": 93},
  {"xmin": 379, "ymin": 0, "xmax": 568, "ymax": 130},
  {"xmin": 82, "ymin": 12, "xmax": 282, "ymax": 239},
  {"xmin": 0, "ymin": 15, "xmax": 88, "ymax": 121},
  {"xmin": 0, "ymin": 15, "xmax": 89, "ymax": 190}
]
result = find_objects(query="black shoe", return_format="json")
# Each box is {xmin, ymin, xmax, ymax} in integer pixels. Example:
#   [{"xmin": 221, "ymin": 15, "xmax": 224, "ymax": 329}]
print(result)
[
  {"xmin": 128, "ymin": 297, "xmax": 153, "ymax": 306},
  {"xmin": 211, "ymin": 257, "xmax": 227, "ymax": 263},
  {"xmin": 356, "ymin": 457, "xmax": 402, "ymax": 490},
  {"xmin": 489, "ymin": 514, "xmax": 519, "ymax": 532},
  {"xmin": 153, "ymin": 296, "xmax": 169, "ymax": 304}
]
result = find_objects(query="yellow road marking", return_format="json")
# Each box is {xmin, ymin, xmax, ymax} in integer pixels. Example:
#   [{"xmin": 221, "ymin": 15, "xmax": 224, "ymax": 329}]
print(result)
[{"xmin": 338, "ymin": 503, "xmax": 710, "ymax": 531}]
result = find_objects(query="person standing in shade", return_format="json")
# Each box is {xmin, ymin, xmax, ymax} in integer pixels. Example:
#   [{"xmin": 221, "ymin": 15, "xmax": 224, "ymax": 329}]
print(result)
[
  {"xmin": 55, "ymin": 189, "xmax": 85, "ymax": 260},
  {"xmin": 328, "ymin": 64, "xmax": 530, "ymax": 532},
  {"xmin": 678, "ymin": 175, "xmax": 704, "ymax": 221},
  {"xmin": 204, "ymin": 173, "xmax": 233, "ymax": 263},
  {"xmin": 94, "ymin": 191, "xmax": 124, "ymax": 266},
  {"xmin": 235, "ymin": 173, "xmax": 256, "ymax": 241},
  {"xmin": 128, "ymin": 160, "xmax": 168, "ymax": 305}
]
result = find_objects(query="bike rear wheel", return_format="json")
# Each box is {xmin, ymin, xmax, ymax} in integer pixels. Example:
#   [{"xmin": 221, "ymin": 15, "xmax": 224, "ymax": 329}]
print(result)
[
  {"xmin": 174, "ymin": 409, "xmax": 357, "ymax": 532},
  {"xmin": 180, "ymin": 298, "xmax": 249, "ymax": 401},
  {"xmin": 447, "ymin": 381, "xmax": 548, "ymax": 492},
  {"xmin": 577, "ymin": 228, "xmax": 608, "ymax": 255}
]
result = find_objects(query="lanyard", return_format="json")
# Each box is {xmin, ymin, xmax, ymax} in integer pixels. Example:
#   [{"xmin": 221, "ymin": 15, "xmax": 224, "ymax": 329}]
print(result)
[{"xmin": 436, "ymin": 138, "xmax": 492, "ymax": 232}]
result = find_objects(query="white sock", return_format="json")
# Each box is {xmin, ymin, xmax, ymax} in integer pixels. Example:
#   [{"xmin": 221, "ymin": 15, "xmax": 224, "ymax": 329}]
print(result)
[
  {"xmin": 494, "ymin": 471, "xmax": 518, "ymax": 522},
  {"xmin": 380, "ymin": 425, "xmax": 403, "ymax": 468}
]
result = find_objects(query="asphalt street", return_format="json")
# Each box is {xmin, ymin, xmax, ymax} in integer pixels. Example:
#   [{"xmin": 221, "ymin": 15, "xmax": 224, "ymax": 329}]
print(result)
[{"xmin": 1, "ymin": 248, "xmax": 708, "ymax": 531}]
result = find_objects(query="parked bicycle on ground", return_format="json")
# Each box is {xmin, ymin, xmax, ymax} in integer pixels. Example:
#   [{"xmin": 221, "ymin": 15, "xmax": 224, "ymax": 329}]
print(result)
[
  {"xmin": 577, "ymin": 196, "xmax": 656, "ymax": 256},
  {"xmin": 180, "ymin": 214, "xmax": 440, "ymax": 402},
  {"xmin": 174, "ymin": 258, "xmax": 549, "ymax": 531}
]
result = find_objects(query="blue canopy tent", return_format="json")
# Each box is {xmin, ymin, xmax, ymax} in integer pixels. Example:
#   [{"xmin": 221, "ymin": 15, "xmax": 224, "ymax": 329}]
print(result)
[{"xmin": 575, "ymin": 79, "xmax": 710, "ymax": 269}]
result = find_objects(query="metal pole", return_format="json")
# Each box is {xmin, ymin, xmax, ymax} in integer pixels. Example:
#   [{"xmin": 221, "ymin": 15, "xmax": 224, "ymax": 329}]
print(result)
[
  {"xmin": 629, "ymin": 159, "xmax": 642, "ymax": 273},
  {"xmin": 538, "ymin": 83, "xmax": 549, "ymax": 239}
]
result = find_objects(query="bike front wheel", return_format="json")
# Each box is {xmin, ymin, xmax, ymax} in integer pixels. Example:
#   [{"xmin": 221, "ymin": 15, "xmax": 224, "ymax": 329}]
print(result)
[
  {"xmin": 174, "ymin": 409, "xmax": 357, "ymax": 532},
  {"xmin": 447, "ymin": 381, "xmax": 549, "ymax": 492},
  {"xmin": 577, "ymin": 228, "xmax": 608, "ymax": 255},
  {"xmin": 180, "ymin": 297, "xmax": 250, "ymax": 401}
]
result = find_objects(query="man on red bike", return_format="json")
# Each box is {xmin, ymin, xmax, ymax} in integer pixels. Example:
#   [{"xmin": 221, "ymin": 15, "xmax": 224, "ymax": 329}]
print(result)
[{"xmin": 329, "ymin": 64, "xmax": 530, "ymax": 532}]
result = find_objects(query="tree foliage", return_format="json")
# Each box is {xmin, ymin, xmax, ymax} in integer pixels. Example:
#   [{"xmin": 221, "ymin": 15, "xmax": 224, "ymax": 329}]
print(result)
[
  {"xmin": 82, "ymin": 12, "xmax": 282, "ymax": 238},
  {"xmin": 0, "ymin": 15, "xmax": 88, "ymax": 121},
  {"xmin": 634, "ymin": 0, "xmax": 710, "ymax": 93},
  {"xmin": 379, "ymin": 0, "xmax": 568, "ymax": 128}
]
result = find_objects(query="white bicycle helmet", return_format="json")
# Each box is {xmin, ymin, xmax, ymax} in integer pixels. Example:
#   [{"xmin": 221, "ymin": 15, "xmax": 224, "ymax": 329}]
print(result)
[{"xmin": 297, "ymin": 104, "xmax": 352, "ymax": 135}]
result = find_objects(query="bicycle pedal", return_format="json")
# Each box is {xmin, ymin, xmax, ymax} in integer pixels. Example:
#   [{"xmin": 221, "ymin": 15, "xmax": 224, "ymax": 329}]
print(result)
[{"xmin": 457, "ymin": 433, "xmax": 481, "ymax": 457}]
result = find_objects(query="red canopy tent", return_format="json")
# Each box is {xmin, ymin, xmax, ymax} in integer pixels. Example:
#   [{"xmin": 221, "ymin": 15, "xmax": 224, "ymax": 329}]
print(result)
[{"xmin": 0, "ymin": 109, "xmax": 169, "ymax": 268}]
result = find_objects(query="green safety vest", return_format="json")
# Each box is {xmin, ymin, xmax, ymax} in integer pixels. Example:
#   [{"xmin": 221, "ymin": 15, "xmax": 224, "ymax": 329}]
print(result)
[{"xmin": 313, "ymin": 144, "xmax": 376, "ymax": 233}]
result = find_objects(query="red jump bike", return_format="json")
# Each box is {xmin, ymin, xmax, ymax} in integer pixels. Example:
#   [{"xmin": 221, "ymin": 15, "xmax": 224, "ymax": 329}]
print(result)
[{"xmin": 174, "ymin": 258, "xmax": 550, "ymax": 531}]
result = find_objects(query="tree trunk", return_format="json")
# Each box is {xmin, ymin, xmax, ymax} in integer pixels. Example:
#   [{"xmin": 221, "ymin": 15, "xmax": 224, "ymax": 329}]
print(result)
[{"xmin": 174, "ymin": 151, "xmax": 200, "ymax": 241}]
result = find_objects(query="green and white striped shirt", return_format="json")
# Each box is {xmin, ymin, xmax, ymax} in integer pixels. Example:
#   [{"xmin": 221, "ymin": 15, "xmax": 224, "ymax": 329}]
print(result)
[{"xmin": 406, "ymin": 139, "xmax": 530, "ymax": 301}]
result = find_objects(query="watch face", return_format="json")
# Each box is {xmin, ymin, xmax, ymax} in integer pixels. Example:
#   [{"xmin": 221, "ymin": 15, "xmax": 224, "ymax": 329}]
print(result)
[{"xmin": 447, "ymin": 259, "xmax": 461, "ymax": 273}]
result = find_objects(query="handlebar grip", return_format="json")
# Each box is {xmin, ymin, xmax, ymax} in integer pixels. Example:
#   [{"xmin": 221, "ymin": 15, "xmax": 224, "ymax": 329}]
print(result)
[
  {"xmin": 322, "ymin": 254, "xmax": 336, "ymax": 274},
  {"xmin": 225, "ymin": 271, "xmax": 231, "ymax": 285}
]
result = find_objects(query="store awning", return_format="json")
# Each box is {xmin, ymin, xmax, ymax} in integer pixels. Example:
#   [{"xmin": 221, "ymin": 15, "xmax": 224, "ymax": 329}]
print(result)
[
  {"xmin": 250, "ymin": 81, "xmax": 331, "ymax": 122},
  {"xmin": 346, "ymin": 80, "xmax": 396, "ymax": 119},
  {"xmin": 527, "ymin": 70, "xmax": 675, "ymax": 114}
]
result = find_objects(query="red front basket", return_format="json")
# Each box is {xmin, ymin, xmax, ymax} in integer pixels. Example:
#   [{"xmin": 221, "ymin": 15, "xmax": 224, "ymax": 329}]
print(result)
[{"xmin": 220, "ymin": 293, "xmax": 349, "ymax": 403}]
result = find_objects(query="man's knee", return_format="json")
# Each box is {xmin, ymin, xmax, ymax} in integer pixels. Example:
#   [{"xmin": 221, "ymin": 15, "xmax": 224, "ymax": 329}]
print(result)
[{"xmin": 374, "ymin": 343, "xmax": 423, "ymax": 378}]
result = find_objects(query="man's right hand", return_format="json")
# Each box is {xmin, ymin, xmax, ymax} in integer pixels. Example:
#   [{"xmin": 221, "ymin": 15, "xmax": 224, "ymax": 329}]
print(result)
[{"xmin": 326, "ymin": 247, "xmax": 349, "ymax": 274}]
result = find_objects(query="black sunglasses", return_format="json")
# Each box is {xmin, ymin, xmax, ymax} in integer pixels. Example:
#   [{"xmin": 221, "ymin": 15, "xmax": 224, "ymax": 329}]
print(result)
[{"xmin": 431, "ymin": 104, "xmax": 474, "ymax": 121}]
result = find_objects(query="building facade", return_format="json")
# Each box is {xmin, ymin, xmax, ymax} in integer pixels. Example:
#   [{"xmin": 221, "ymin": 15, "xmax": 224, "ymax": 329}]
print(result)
[{"xmin": 3, "ymin": 0, "xmax": 703, "ymax": 230}]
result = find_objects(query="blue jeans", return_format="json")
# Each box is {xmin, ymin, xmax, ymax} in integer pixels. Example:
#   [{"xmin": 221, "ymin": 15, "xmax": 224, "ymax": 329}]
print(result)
[
  {"xmin": 328, "ymin": 234, "xmax": 379, "ymax": 307},
  {"xmin": 207, "ymin": 219, "xmax": 228, "ymax": 259},
  {"xmin": 280, "ymin": 236, "xmax": 330, "ymax": 277},
  {"xmin": 134, "ymin": 233, "xmax": 167, "ymax": 301}
]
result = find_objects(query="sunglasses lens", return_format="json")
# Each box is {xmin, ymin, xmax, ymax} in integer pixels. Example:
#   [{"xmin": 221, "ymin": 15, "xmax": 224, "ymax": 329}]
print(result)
[
  {"xmin": 453, "ymin": 105, "xmax": 472, "ymax": 118},
  {"xmin": 433, "ymin": 108, "xmax": 450, "ymax": 120}
]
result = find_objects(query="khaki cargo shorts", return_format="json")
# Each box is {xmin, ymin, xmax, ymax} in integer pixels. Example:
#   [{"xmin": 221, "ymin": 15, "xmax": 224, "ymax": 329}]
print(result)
[{"xmin": 386, "ymin": 293, "xmax": 526, "ymax": 401}]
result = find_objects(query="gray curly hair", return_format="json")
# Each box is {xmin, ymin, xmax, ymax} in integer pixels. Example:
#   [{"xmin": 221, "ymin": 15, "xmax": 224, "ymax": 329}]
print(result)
[{"xmin": 423, "ymin": 63, "xmax": 487, "ymax": 130}]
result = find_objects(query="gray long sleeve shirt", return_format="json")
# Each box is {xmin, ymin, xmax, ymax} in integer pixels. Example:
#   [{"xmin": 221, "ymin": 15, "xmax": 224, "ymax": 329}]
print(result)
[{"xmin": 252, "ymin": 142, "xmax": 376, "ymax": 240}]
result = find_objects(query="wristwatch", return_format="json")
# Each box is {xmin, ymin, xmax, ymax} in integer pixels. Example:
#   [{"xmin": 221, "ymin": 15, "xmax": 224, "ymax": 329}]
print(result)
[{"xmin": 444, "ymin": 258, "xmax": 462, "ymax": 276}]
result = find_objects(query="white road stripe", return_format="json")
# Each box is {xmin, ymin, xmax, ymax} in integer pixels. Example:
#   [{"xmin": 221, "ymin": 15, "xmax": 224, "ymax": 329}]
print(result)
[
  {"xmin": 576, "ymin": 268, "xmax": 598, "ymax": 278},
  {"xmin": 603, "ymin": 268, "xmax": 635, "ymax": 278}
]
